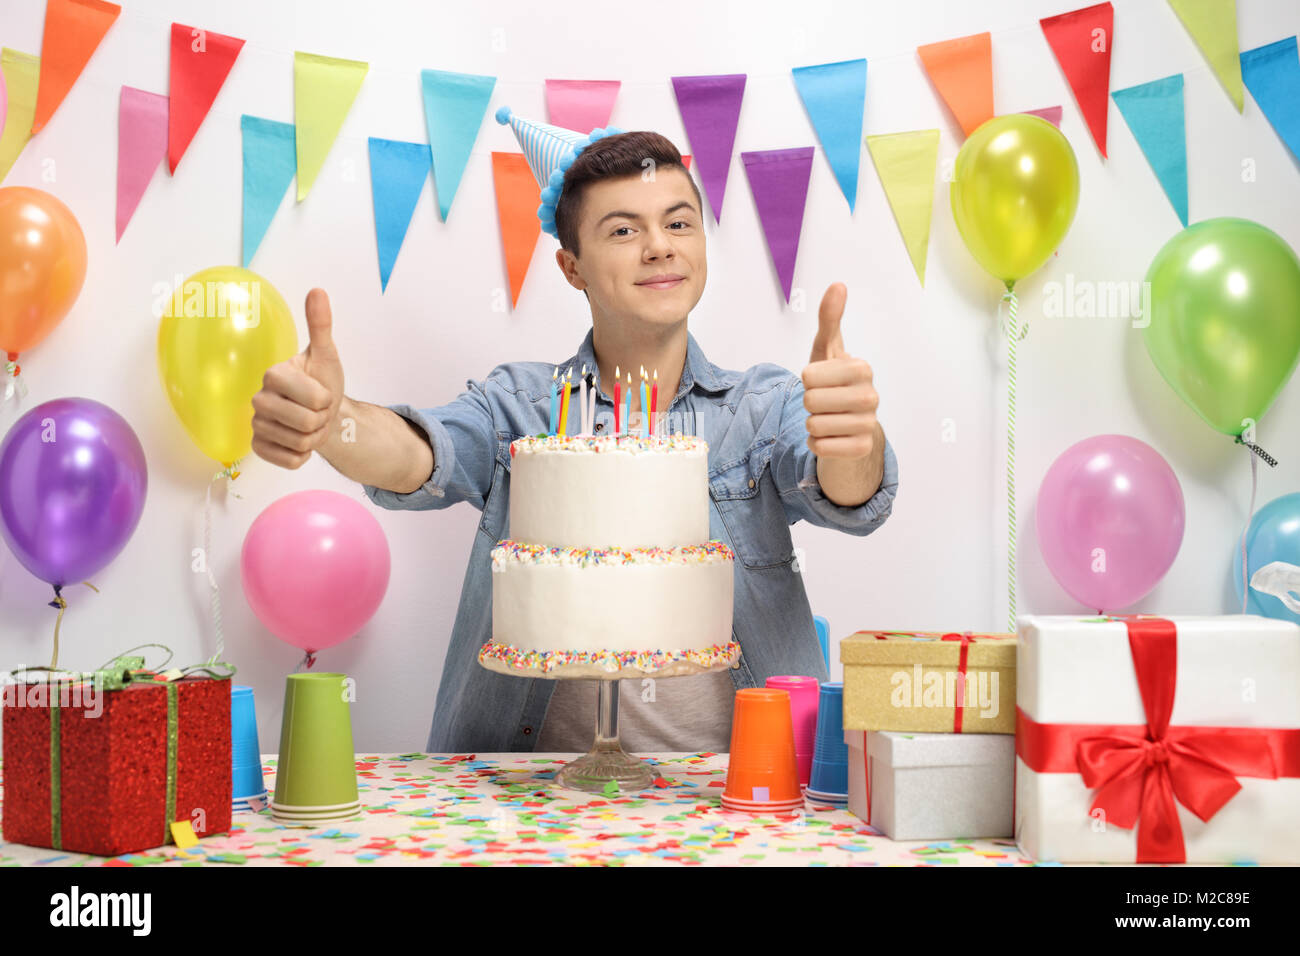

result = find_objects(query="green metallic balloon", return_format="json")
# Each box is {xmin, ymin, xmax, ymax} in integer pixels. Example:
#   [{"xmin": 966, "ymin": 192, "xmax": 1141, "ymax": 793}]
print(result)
[{"xmin": 1143, "ymin": 218, "xmax": 1300, "ymax": 436}]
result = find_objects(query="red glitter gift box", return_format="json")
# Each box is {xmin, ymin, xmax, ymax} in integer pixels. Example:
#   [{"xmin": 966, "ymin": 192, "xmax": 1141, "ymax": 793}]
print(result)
[{"xmin": 2, "ymin": 674, "xmax": 232, "ymax": 857}]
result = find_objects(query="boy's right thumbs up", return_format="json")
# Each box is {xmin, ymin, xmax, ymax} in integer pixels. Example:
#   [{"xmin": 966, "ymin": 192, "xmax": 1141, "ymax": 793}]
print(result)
[{"xmin": 251, "ymin": 287, "xmax": 347, "ymax": 469}]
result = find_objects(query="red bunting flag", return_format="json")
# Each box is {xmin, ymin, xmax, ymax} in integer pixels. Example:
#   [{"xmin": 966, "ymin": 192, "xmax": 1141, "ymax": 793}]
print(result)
[
  {"xmin": 31, "ymin": 0, "xmax": 121, "ymax": 135},
  {"xmin": 168, "ymin": 22, "xmax": 245, "ymax": 174},
  {"xmin": 1040, "ymin": 2, "xmax": 1114, "ymax": 158}
]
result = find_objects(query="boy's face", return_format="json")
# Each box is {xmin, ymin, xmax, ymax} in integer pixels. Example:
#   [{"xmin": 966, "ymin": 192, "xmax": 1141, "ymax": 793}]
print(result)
[{"xmin": 558, "ymin": 166, "xmax": 706, "ymax": 328}]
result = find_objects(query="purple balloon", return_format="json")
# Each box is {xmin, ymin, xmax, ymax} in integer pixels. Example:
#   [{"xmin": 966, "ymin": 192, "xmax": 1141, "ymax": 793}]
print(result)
[
  {"xmin": 0, "ymin": 397, "xmax": 147, "ymax": 588},
  {"xmin": 1036, "ymin": 435, "xmax": 1185, "ymax": 613}
]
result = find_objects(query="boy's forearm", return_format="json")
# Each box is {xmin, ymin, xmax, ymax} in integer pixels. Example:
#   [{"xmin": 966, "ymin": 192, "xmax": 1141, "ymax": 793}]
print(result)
[{"xmin": 318, "ymin": 396, "xmax": 435, "ymax": 495}]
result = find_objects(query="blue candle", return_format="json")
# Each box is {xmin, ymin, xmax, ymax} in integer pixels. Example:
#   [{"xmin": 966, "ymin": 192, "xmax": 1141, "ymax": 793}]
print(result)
[
  {"xmin": 549, "ymin": 367, "xmax": 558, "ymax": 435},
  {"xmin": 623, "ymin": 371, "xmax": 632, "ymax": 436}
]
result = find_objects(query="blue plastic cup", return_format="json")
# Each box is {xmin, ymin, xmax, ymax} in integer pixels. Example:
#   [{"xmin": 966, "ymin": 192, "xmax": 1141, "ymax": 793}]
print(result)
[
  {"xmin": 231, "ymin": 685, "xmax": 268, "ymax": 810},
  {"xmin": 806, "ymin": 682, "xmax": 848, "ymax": 803},
  {"xmin": 813, "ymin": 616, "xmax": 830, "ymax": 670}
]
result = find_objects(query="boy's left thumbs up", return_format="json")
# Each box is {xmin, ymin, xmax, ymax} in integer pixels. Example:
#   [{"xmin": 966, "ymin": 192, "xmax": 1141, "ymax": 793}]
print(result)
[{"xmin": 809, "ymin": 281, "xmax": 848, "ymax": 363}]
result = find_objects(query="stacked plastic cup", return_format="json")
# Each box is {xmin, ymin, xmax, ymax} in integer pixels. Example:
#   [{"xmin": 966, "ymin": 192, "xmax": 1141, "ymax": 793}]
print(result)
[
  {"xmin": 269, "ymin": 673, "xmax": 361, "ymax": 824},
  {"xmin": 765, "ymin": 676, "xmax": 820, "ymax": 789},
  {"xmin": 805, "ymin": 682, "xmax": 849, "ymax": 806},
  {"xmin": 721, "ymin": 688, "xmax": 804, "ymax": 814},
  {"xmin": 813, "ymin": 615, "xmax": 831, "ymax": 670},
  {"xmin": 231, "ymin": 685, "xmax": 268, "ymax": 811}
]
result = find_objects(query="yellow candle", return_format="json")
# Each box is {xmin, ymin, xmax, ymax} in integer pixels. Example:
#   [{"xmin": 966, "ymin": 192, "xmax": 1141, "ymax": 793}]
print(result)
[{"xmin": 557, "ymin": 366, "xmax": 572, "ymax": 436}]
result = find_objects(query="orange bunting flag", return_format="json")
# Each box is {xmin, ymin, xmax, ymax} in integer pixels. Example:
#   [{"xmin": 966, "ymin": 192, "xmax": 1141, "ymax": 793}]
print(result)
[
  {"xmin": 916, "ymin": 32, "xmax": 994, "ymax": 138},
  {"xmin": 31, "ymin": 0, "xmax": 121, "ymax": 136},
  {"xmin": 491, "ymin": 152, "xmax": 542, "ymax": 309}
]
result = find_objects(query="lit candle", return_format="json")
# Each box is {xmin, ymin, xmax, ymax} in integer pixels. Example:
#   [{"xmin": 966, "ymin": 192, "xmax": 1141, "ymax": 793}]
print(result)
[
  {"xmin": 650, "ymin": 368, "xmax": 658, "ymax": 437},
  {"xmin": 640, "ymin": 369, "xmax": 649, "ymax": 437},
  {"xmin": 579, "ymin": 363, "xmax": 589, "ymax": 435},
  {"xmin": 558, "ymin": 366, "xmax": 572, "ymax": 437},
  {"xmin": 587, "ymin": 372, "xmax": 597, "ymax": 436},
  {"xmin": 613, "ymin": 365, "xmax": 621, "ymax": 436},
  {"xmin": 549, "ymin": 366, "xmax": 558, "ymax": 435},
  {"xmin": 624, "ymin": 371, "xmax": 632, "ymax": 436}
]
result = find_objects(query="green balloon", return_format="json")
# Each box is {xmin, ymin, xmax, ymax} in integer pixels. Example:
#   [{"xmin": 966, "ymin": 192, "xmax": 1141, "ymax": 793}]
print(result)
[{"xmin": 1143, "ymin": 218, "xmax": 1300, "ymax": 436}]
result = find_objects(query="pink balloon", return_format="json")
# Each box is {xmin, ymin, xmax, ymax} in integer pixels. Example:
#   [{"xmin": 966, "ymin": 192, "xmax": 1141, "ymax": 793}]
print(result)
[
  {"xmin": 241, "ymin": 490, "xmax": 390, "ymax": 654},
  {"xmin": 1036, "ymin": 435, "xmax": 1185, "ymax": 613}
]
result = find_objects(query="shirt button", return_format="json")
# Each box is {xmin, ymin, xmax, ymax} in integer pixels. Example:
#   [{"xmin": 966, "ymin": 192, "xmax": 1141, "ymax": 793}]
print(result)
[
  {"xmin": 747, "ymin": 478, "xmax": 755, "ymax": 489},
  {"xmin": 522, "ymin": 726, "xmax": 532, "ymax": 735}
]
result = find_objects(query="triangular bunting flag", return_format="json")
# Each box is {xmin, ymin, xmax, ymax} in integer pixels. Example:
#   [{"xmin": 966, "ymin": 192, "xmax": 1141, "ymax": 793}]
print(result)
[
  {"xmin": 168, "ymin": 23, "xmax": 244, "ymax": 174},
  {"xmin": 740, "ymin": 147, "xmax": 814, "ymax": 303},
  {"xmin": 1112, "ymin": 74, "xmax": 1188, "ymax": 226},
  {"xmin": 792, "ymin": 58, "xmax": 867, "ymax": 212},
  {"xmin": 671, "ymin": 74, "xmax": 746, "ymax": 224},
  {"xmin": 544, "ymin": 79, "xmax": 620, "ymax": 132},
  {"xmin": 31, "ymin": 0, "xmax": 121, "ymax": 136},
  {"xmin": 491, "ymin": 152, "xmax": 542, "ymax": 309},
  {"xmin": 916, "ymin": 33, "xmax": 993, "ymax": 138},
  {"xmin": 368, "ymin": 138, "xmax": 432, "ymax": 293},
  {"xmin": 294, "ymin": 52, "xmax": 368, "ymax": 201},
  {"xmin": 116, "ymin": 87, "xmax": 168, "ymax": 242},
  {"xmin": 1023, "ymin": 105, "xmax": 1063, "ymax": 127},
  {"xmin": 1241, "ymin": 36, "xmax": 1300, "ymax": 165},
  {"xmin": 1, "ymin": 62, "xmax": 7, "ymax": 135},
  {"xmin": 1168, "ymin": 0, "xmax": 1244, "ymax": 112},
  {"xmin": 1040, "ymin": 3, "xmax": 1114, "ymax": 158},
  {"xmin": 421, "ymin": 69, "xmax": 496, "ymax": 221},
  {"xmin": 0, "ymin": 49, "xmax": 40, "ymax": 183},
  {"xmin": 240, "ymin": 115, "xmax": 296, "ymax": 267},
  {"xmin": 865, "ymin": 129, "xmax": 940, "ymax": 287}
]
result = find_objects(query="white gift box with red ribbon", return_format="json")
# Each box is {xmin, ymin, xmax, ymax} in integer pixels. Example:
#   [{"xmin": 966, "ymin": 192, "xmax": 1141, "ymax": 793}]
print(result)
[
  {"xmin": 845, "ymin": 728, "xmax": 1014, "ymax": 840},
  {"xmin": 1015, "ymin": 614, "xmax": 1300, "ymax": 863}
]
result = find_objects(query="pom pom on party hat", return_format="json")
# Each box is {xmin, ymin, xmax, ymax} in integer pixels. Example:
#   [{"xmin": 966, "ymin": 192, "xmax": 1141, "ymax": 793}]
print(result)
[{"xmin": 495, "ymin": 105, "xmax": 624, "ymax": 237}]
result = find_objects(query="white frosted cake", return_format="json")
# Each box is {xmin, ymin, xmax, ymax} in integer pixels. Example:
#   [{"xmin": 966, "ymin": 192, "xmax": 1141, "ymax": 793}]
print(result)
[{"xmin": 479, "ymin": 433, "xmax": 740, "ymax": 679}]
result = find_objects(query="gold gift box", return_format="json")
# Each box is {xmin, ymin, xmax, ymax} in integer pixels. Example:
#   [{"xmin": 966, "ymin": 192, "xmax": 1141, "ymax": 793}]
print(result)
[{"xmin": 840, "ymin": 630, "xmax": 1017, "ymax": 734}]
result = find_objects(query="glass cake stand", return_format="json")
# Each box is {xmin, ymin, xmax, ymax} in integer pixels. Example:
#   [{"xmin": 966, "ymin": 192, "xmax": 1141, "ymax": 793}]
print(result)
[{"xmin": 479, "ymin": 649, "xmax": 741, "ymax": 793}]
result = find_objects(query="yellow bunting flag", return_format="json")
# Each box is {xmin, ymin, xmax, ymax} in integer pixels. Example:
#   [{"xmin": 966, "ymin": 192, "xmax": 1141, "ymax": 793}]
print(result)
[
  {"xmin": 865, "ymin": 129, "xmax": 941, "ymax": 286},
  {"xmin": 0, "ymin": 49, "xmax": 40, "ymax": 183},
  {"xmin": 293, "ymin": 51, "xmax": 368, "ymax": 201},
  {"xmin": 1167, "ymin": 0, "xmax": 1244, "ymax": 113}
]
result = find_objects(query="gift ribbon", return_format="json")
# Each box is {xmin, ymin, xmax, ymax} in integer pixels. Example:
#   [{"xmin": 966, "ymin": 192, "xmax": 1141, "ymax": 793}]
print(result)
[
  {"xmin": 1015, "ymin": 615, "xmax": 1300, "ymax": 863},
  {"xmin": 9, "ymin": 645, "xmax": 236, "ymax": 851}
]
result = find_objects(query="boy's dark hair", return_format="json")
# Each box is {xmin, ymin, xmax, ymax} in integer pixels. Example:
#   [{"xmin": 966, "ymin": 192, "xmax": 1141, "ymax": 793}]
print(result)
[{"xmin": 554, "ymin": 131, "xmax": 703, "ymax": 258}]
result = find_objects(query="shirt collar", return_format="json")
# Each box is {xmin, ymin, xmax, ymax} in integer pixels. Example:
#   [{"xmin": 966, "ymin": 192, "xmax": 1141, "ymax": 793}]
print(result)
[{"xmin": 561, "ymin": 327, "xmax": 736, "ymax": 402}]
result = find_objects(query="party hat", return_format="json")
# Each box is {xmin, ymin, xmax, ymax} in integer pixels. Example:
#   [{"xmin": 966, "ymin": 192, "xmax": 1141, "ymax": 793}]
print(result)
[{"xmin": 494, "ymin": 105, "xmax": 624, "ymax": 236}]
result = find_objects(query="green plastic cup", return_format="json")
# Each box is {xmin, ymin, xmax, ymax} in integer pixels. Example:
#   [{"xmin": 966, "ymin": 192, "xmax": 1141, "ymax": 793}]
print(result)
[{"xmin": 269, "ymin": 673, "xmax": 360, "ymax": 823}]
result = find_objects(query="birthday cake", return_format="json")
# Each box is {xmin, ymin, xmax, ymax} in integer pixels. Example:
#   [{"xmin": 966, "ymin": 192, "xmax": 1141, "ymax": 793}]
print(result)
[{"xmin": 479, "ymin": 433, "xmax": 740, "ymax": 678}]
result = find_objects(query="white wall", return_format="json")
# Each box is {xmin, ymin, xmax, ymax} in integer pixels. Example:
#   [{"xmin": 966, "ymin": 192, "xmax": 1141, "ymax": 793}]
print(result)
[{"xmin": 1, "ymin": 0, "xmax": 1298, "ymax": 752}]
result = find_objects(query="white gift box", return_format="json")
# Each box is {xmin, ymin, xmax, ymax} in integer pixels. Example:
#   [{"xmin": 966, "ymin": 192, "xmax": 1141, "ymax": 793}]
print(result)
[
  {"xmin": 845, "ymin": 729, "xmax": 1014, "ymax": 840},
  {"xmin": 1015, "ymin": 614, "xmax": 1300, "ymax": 863}
]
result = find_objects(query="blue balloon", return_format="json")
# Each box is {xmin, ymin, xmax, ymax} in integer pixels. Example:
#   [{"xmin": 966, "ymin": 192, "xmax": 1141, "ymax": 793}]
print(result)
[{"xmin": 1232, "ymin": 492, "xmax": 1300, "ymax": 624}]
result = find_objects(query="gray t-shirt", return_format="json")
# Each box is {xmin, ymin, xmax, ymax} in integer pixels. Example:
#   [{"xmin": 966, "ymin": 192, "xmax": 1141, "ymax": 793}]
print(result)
[{"xmin": 536, "ymin": 669, "xmax": 736, "ymax": 753}]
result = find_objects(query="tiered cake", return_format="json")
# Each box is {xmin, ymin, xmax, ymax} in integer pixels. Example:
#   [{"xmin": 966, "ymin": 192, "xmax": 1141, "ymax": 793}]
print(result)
[{"xmin": 479, "ymin": 433, "xmax": 740, "ymax": 679}]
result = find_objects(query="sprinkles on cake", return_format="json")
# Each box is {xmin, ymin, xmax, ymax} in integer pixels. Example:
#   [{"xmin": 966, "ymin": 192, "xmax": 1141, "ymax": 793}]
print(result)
[
  {"xmin": 479, "ymin": 640, "xmax": 742, "ymax": 674},
  {"xmin": 492, "ymin": 539, "xmax": 734, "ymax": 568},
  {"xmin": 510, "ymin": 433, "xmax": 707, "ymax": 456}
]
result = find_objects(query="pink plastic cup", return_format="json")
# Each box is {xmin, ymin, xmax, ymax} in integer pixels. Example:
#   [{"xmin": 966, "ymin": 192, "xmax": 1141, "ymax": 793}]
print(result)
[{"xmin": 766, "ymin": 675, "xmax": 820, "ymax": 789}]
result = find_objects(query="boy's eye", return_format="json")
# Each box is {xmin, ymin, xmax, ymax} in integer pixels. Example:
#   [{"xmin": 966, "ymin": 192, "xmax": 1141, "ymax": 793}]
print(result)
[{"xmin": 612, "ymin": 225, "xmax": 632, "ymax": 237}]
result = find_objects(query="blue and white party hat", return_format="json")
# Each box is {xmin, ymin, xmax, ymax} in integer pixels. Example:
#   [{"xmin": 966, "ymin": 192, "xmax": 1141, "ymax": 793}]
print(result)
[{"xmin": 495, "ymin": 105, "xmax": 624, "ymax": 236}]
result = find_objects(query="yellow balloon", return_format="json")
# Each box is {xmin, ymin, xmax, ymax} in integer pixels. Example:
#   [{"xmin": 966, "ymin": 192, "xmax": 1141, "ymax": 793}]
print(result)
[
  {"xmin": 950, "ymin": 114, "xmax": 1079, "ymax": 288},
  {"xmin": 158, "ymin": 266, "xmax": 298, "ymax": 468}
]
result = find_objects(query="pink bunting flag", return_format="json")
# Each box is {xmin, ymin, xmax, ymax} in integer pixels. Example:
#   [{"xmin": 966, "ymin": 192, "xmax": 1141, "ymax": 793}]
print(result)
[
  {"xmin": 544, "ymin": 79, "xmax": 620, "ymax": 132},
  {"xmin": 671, "ymin": 74, "xmax": 746, "ymax": 224},
  {"xmin": 740, "ymin": 147, "xmax": 814, "ymax": 303},
  {"xmin": 1023, "ymin": 105, "xmax": 1063, "ymax": 127},
  {"xmin": 116, "ymin": 86, "xmax": 168, "ymax": 242}
]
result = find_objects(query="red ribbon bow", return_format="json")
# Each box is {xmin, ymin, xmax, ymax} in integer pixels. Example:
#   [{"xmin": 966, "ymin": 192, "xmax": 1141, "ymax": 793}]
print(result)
[{"xmin": 1016, "ymin": 615, "xmax": 1297, "ymax": 863}]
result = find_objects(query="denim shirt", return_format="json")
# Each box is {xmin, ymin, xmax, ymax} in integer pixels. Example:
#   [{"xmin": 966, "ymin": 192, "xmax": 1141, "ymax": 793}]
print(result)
[{"xmin": 362, "ymin": 328, "xmax": 899, "ymax": 752}]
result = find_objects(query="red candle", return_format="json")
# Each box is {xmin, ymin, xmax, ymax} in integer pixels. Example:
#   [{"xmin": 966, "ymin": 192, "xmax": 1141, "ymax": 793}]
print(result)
[
  {"xmin": 613, "ymin": 365, "xmax": 621, "ymax": 436},
  {"xmin": 650, "ymin": 369, "xmax": 658, "ymax": 436}
]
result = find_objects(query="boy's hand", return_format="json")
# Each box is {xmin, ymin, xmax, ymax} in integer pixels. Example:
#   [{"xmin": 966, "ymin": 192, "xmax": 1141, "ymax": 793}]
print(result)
[
  {"xmin": 801, "ymin": 282, "xmax": 878, "ymax": 459},
  {"xmin": 251, "ymin": 288, "xmax": 346, "ymax": 469}
]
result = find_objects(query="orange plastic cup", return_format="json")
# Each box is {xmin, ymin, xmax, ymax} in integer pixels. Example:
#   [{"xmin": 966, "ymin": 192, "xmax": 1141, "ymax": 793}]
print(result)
[{"xmin": 723, "ymin": 688, "xmax": 802, "ymax": 806}]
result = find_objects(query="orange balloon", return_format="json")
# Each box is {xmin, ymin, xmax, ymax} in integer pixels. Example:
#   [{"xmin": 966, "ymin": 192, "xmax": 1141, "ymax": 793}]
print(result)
[{"xmin": 0, "ymin": 186, "xmax": 87, "ymax": 362}]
